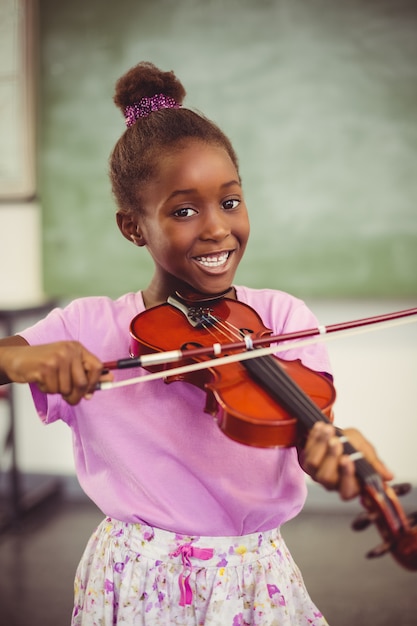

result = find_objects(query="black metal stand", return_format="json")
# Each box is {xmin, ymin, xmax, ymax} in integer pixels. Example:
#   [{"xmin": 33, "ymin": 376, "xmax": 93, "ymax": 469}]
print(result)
[{"xmin": 0, "ymin": 301, "xmax": 62, "ymax": 531}]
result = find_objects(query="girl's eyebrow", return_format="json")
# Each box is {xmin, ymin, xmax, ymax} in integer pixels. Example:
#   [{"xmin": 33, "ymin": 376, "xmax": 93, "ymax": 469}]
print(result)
[
  {"xmin": 167, "ymin": 180, "xmax": 241, "ymax": 201},
  {"xmin": 167, "ymin": 188, "xmax": 196, "ymax": 200},
  {"xmin": 221, "ymin": 179, "xmax": 241, "ymax": 190}
]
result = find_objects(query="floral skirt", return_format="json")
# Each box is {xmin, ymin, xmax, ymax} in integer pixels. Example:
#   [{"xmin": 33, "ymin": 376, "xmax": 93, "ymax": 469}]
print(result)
[{"xmin": 72, "ymin": 517, "xmax": 328, "ymax": 625}]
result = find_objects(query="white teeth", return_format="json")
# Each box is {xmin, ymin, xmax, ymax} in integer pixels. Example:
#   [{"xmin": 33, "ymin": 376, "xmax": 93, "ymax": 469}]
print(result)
[{"xmin": 195, "ymin": 252, "xmax": 229, "ymax": 267}]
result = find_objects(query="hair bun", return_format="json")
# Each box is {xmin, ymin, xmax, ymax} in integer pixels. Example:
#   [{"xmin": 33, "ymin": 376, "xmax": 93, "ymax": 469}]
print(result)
[{"xmin": 113, "ymin": 61, "xmax": 186, "ymax": 113}]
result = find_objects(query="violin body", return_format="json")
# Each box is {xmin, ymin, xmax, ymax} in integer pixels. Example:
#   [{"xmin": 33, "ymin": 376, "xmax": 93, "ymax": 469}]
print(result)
[{"xmin": 129, "ymin": 295, "xmax": 335, "ymax": 447}]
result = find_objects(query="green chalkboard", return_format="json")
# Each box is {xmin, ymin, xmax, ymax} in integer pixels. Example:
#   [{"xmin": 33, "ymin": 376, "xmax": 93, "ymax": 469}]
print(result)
[{"xmin": 39, "ymin": 0, "xmax": 417, "ymax": 299}]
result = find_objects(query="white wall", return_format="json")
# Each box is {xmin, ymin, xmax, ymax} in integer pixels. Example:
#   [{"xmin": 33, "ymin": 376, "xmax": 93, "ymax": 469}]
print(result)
[{"xmin": 0, "ymin": 204, "xmax": 44, "ymax": 306}]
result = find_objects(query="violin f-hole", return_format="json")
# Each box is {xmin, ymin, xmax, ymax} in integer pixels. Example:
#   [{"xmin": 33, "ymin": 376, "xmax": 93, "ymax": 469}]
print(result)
[
  {"xmin": 181, "ymin": 341, "xmax": 204, "ymax": 352},
  {"xmin": 239, "ymin": 327, "xmax": 255, "ymax": 336}
]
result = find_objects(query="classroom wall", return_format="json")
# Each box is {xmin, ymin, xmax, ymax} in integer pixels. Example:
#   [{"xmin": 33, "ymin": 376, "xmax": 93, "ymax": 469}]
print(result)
[
  {"xmin": 0, "ymin": 1, "xmax": 416, "ymax": 490},
  {"xmin": 35, "ymin": 0, "xmax": 417, "ymax": 300}
]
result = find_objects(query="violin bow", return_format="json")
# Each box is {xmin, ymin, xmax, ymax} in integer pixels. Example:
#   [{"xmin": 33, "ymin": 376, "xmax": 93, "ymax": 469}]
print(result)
[{"xmin": 99, "ymin": 306, "xmax": 417, "ymax": 390}]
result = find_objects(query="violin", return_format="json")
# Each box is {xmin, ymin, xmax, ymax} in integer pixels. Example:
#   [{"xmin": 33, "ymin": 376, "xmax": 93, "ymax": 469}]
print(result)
[
  {"xmin": 130, "ymin": 291, "xmax": 336, "ymax": 448},
  {"xmin": 104, "ymin": 291, "xmax": 417, "ymax": 571}
]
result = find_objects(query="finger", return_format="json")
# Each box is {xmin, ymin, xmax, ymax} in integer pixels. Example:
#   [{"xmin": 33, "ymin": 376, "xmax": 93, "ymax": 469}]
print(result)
[
  {"xmin": 36, "ymin": 370, "xmax": 60, "ymax": 395},
  {"xmin": 83, "ymin": 359, "xmax": 107, "ymax": 390},
  {"xmin": 84, "ymin": 369, "xmax": 114, "ymax": 398},
  {"xmin": 312, "ymin": 435, "xmax": 345, "ymax": 491},
  {"xmin": 343, "ymin": 428, "xmax": 394, "ymax": 482},
  {"xmin": 80, "ymin": 353, "xmax": 110, "ymax": 398},
  {"xmin": 59, "ymin": 360, "xmax": 89, "ymax": 405},
  {"xmin": 338, "ymin": 456, "xmax": 360, "ymax": 500},
  {"xmin": 60, "ymin": 358, "xmax": 86, "ymax": 397},
  {"xmin": 46, "ymin": 343, "xmax": 100, "ymax": 404},
  {"xmin": 300, "ymin": 422, "xmax": 335, "ymax": 477},
  {"xmin": 66, "ymin": 349, "xmax": 108, "ymax": 403},
  {"xmin": 36, "ymin": 359, "xmax": 66, "ymax": 395},
  {"xmin": 32, "ymin": 342, "xmax": 78, "ymax": 396},
  {"xmin": 335, "ymin": 433, "xmax": 393, "ymax": 500}
]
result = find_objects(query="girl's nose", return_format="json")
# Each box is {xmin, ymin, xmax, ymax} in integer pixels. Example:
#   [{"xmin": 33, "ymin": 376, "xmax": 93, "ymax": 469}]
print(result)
[{"xmin": 200, "ymin": 208, "xmax": 231, "ymax": 242}]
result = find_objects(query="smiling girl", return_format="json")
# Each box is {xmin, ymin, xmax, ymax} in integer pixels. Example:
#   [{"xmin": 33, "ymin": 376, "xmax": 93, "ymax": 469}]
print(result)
[{"xmin": 0, "ymin": 62, "xmax": 391, "ymax": 625}]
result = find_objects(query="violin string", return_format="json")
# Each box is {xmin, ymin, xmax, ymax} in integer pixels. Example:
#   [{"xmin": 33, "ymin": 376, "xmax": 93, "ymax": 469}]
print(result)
[
  {"xmin": 244, "ymin": 354, "xmax": 326, "ymax": 429},
  {"xmin": 202, "ymin": 311, "xmax": 246, "ymax": 342},
  {"xmin": 197, "ymin": 311, "xmax": 252, "ymax": 354}
]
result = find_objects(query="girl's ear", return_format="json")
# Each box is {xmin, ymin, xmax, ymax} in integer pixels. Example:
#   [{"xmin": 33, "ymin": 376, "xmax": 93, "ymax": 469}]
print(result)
[{"xmin": 116, "ymin": 211, "xmax": 147, "ymax": 246}]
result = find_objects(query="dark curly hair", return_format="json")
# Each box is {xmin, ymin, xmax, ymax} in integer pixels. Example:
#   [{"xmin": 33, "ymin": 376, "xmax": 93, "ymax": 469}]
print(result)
[{"xmin": 110, "ymin": 62, "xmax": 239, "ymax": 214}]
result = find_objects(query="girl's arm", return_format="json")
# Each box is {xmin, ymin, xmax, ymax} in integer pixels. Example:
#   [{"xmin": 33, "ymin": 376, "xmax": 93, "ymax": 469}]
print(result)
[
  {"xmin": 0, "ymin": 336, "xmax": 109, "ymax": 404},
  {"xmin": 0, "ymin": 335, "xmax": 28, "ymax": 384}
]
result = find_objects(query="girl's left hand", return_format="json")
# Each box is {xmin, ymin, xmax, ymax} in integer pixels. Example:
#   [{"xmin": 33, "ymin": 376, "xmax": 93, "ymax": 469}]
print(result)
[{"xmin": 298, "ymin": 423, "xmax": 394, "ymax": 500}]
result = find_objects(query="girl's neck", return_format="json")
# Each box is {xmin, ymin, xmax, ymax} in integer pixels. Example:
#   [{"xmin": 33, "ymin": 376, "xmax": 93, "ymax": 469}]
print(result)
[{"xmin": 142, "ymin": 281, "xmax": 236, "ymax": 310}]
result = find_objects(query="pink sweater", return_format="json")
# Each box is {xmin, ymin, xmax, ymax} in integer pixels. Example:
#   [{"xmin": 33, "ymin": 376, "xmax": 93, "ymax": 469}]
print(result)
[{"xmin": 20, "ymin": 286, "xmax": 331, "ymax": 536}]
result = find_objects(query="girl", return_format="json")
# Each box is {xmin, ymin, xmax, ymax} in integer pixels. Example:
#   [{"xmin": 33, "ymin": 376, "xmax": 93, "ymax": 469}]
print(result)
[{"xmin": 0, "ymin": 62, "xmax": 391, "ymax": 625}]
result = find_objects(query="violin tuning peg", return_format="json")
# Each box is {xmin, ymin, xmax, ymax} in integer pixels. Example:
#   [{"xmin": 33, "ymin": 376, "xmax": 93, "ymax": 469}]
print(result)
[
  {"xmin": 392, "ymin": 482, "xmax": 412, "ymax": 497},
  {"xmin": 408, "ymin": 511, "xmax": 417, "ymax": 527},
  {"xmin": 352, "ymin": 511, "xmax": 373, "ymax": 531},
  {"xmin": 366, "ymin": 542, "xmax": 391, "ymax": 560}
]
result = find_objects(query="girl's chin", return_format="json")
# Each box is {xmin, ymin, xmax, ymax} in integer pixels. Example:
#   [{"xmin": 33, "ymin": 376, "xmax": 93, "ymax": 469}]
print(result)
[{"xmin": 184, "ymin": 280, "xmax": 234, "ymax": 299}]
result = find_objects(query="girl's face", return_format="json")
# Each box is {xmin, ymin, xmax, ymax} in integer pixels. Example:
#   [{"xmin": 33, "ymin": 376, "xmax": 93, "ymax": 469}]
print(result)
[{"xmin": 120, "ymin": 140, "xmax": 250, "ymax": 305}]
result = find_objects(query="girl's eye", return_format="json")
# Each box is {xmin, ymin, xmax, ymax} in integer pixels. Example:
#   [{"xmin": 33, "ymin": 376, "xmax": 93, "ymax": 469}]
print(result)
[
  {"xmin": 173, "ymin": 207, "xmax": 197, "ymax": 218},
  {"xmin": 222, "ymin": 198, "xmax": 240, "ymax": 211}
]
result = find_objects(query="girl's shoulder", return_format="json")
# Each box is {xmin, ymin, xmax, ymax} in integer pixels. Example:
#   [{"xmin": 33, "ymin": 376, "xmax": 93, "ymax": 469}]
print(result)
[
  {"xmin": 234, "ymin": 285, "xmax": 314, "ymax": 333},
  {"xmin": 20, "ymin": 291, "xmax": 145, "ymax": 352},
  {"xmin": 61, "ymin": 291, "xmax": 144, "ymax": 314},
  {"xmin": 234, "ymin": 285, "xmax": 331, "ymax": 374},
  {"xmin": 235, "ymin": 285, "xmax": 303, "ymax": 308}
]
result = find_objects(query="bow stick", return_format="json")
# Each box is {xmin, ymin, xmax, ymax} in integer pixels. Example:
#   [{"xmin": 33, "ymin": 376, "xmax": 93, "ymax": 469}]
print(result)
[{"xmin": 98, "ymin": 306, "xmax": 417, "ymax": 391}]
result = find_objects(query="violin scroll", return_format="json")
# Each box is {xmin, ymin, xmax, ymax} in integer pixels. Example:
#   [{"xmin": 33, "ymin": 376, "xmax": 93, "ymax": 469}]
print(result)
[{"xmin": 351, "ymin": 479, "xmax": 417, "ymax": 570}]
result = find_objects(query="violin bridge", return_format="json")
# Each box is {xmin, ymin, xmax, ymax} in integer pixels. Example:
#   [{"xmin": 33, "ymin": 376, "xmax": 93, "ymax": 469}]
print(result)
[{"xmin": 167, "ymin": 293, "xmax": 214, "ymax": 328}]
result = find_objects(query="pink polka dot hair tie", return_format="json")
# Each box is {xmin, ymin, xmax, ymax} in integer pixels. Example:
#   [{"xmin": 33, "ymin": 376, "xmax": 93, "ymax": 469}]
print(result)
[{"xmin": 124, "ymin": 93, "xmax": 181, "ymax": 127}]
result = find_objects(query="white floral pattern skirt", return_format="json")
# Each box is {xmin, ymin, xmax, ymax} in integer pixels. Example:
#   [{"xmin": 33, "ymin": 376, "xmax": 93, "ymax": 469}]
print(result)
[{"xmin": 72, "ymin": 517, "xmax": 329, "ymax": 625}]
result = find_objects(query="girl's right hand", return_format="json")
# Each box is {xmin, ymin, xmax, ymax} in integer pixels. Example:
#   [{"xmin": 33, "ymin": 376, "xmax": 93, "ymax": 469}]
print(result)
[{"xmin": 0, "ymin": 336, "xmax": 111, "ymax": 405}]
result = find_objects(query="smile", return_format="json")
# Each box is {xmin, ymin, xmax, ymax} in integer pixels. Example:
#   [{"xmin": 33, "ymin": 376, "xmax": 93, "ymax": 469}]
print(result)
[{"xmin": 194, "ymin": 252, "xmax": 230, "ymax": 268}]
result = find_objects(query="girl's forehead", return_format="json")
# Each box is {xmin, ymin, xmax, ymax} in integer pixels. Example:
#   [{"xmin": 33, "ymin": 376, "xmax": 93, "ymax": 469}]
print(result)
[
  {"xmin": 164, "ymin": 138, "xmax": 228, "ymax": 159},
  {"xmin": 156, "ymin": 140, "xmax": 238, "ymax": 178}
]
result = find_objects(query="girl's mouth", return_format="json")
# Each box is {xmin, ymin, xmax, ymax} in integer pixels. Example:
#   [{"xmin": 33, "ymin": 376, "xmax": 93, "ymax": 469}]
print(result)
[{"xmin": 194, "ymin": 251, "xmax": 231, "ymax": 268}]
